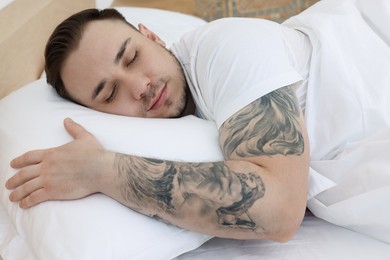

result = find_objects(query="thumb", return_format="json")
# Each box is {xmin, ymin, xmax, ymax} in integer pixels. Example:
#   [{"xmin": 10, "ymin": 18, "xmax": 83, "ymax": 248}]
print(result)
[{"xmin": 63, "ymin": 118, "xmax": 89, "ymax": 139}]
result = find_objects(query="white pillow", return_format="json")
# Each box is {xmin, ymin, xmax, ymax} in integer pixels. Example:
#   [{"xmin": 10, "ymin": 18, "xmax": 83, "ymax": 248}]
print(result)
[
  {"xmin": 0, "ymin": 78, "xmax": 223, "ymax": 259},
  {"xmin": 0, "ymin": 7, "xmax": 215, "ymax": 260},
  {"xmin": 114, "ymin": 7, "xmax": 206, "ymax": 48}
]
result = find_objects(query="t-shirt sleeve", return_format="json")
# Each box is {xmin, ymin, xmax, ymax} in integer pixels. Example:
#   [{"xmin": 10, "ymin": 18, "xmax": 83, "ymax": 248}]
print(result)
[{"xmin": 192, "ymin": 18, "xmax": 303, "ymax": 128}]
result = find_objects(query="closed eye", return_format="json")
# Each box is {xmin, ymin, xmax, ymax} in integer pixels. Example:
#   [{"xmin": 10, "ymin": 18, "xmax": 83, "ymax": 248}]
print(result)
[
  {"xmin": 105, "ymin": 85, "xmax": 118, "ymax": 103},
  {"xmin": 126, "ymin": 51, "xmax": 139, "ymax": 67}
]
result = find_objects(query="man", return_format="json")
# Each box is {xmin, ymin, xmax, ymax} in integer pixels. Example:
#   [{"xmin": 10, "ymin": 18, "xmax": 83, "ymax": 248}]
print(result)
[
  {"xmin": 6, "ymin": 0, "xmax": 390, "ymax": 244},
  {"xmin": 5, "ymin": 7, "xmax": 313, "ymax": 242}
]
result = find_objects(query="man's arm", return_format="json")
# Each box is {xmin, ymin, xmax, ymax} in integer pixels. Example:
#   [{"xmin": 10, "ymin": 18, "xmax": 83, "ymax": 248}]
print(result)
[
  {"xmin": 218, "ymin": 85, "xmax": 310, "ymax": 240},
  {"xmin": 103, "ymin": 85, "xmax": 309, "ymax": 241},
  {"xmin": 7, "ymin": 86, "xmax": 309, "ymax": 241}
]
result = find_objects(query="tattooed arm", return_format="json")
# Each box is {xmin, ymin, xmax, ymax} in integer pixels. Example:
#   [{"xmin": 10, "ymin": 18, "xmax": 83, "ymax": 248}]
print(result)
[
  {"xmin": 218, "ymin": 85, "xmax": 310, "ymax": 240},
  {"xmin": 103, "ymin": 85, "xmax": 309, "ymax": 241},
  {"xmin": 7, "ymin": 86, "xmax": 309, "ymax": 241}
]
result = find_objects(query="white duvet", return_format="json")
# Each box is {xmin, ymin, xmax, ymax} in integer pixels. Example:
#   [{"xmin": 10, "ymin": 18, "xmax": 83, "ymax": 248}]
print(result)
[{"xmin": 284, "ymin": 0, "xmax": 390, "ymax": 243}]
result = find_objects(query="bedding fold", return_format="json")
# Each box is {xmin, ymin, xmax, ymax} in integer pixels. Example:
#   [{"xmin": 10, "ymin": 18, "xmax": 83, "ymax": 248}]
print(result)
[{"xmin": 284, "ymin": 0, "xmax": 390, "ymax": 243}]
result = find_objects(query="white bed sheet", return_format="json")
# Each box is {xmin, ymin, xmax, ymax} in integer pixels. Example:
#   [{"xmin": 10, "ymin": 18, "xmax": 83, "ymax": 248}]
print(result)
[
  {"xmin": 2, "ymin": 210, "xmax": 390, "ymax": 260},
  {"xmin": 176, "ymin": 212, "xmax": 390, "ymax": 260}
]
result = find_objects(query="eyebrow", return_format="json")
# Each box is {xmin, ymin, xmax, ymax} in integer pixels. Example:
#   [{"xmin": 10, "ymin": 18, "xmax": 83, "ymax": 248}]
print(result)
[
  {"xmin": 114, "ymin": 37, "xmax": 131, "ymax": 64},
  {"xmin": 92, "ymin": 79, "xmax": 106, "ymax": 101},
  {"xmin": 91, "ymin": 37, "xmax": 132, "ymax": 101}
]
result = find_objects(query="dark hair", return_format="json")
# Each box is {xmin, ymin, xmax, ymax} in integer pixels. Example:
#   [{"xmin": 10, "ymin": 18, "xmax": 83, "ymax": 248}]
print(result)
[{"xmin": 44, "ymin": 8, "xmax": 137, "ymax": 101}]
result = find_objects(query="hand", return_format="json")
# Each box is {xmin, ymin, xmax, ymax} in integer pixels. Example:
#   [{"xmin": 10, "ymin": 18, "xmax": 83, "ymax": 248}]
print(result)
[{"xmin": 6, "ymin": 118, "xmax": 112, "ymax": 209}]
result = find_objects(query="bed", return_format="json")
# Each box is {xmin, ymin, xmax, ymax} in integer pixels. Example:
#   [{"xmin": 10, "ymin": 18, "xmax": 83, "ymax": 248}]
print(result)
[{"xmin": 1, "ymin": 0, "xmax": 390, "ymax": 259}]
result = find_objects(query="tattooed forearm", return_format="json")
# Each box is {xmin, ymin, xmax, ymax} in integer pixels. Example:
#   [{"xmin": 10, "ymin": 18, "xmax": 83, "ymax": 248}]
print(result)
[
  {"xmin": 110, "ymin": 87, "xmax": 307, "ymax": 239},
  {"xmin": 115, "ymin": 155, "xmax": 266, "ymax": 232},
  {"xmin": 116, "ymin": 156, "xmax": 176, "ymax": 213},
  {"xmin": 220, "ymin": 86, "xmax": 304, "ymax": 158}
]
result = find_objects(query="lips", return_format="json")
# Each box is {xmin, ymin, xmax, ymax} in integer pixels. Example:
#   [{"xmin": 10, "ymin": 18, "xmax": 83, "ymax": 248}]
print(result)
[{"xmin": 148, "ymin": 84, "xmax": 167, "ymax": 111}]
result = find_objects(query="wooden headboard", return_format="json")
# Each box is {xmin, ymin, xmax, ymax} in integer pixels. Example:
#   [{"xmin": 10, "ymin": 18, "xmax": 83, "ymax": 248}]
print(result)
[
  {"xmin": 112, "ymin": 0, "xmax": 319, "ymax": 22},
  {"xmin": 0, "ymin": 0, "xmax": 95, "ymax": 99}
]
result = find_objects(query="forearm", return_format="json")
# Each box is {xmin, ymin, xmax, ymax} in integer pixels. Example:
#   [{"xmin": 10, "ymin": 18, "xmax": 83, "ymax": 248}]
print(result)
[
  {"xmin": 96, "ymin": 86, "xmax": 309, "ymax": 241},
  {"xmin": 100, "ymin": 152, "xmax": 307, "ymax": 241}
]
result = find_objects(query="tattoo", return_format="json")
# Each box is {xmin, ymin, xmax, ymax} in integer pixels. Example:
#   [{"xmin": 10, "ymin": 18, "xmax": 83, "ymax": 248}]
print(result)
[
  {"xmin": 220, "ymin": 86, "xmax": 304, "ymax": 158},
  {"xmin": 116, "ymin": 157, "xmax": 176, "ymax": 213},
  {"xmin": 216, "ymin": 172, "xmax": 265, "ymax": 230},
  {"xmin": 115, "ymin": 156, "xmax": 265, "ymax": 232},
  {"xmin": 113, "ymin": 87, "xmax": 302, "ymax": 233}
]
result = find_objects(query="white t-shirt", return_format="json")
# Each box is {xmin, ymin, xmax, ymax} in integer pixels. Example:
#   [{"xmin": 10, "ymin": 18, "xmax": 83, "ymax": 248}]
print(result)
[{"xmin": 171, "ymin": 18, "xmax": 312, "ymax": 128}]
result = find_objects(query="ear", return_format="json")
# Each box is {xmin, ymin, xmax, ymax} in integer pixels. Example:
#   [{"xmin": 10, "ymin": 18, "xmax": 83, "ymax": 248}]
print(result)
[{"xmin": 138, "ymin": 24, "xmax": 166, "ymax": 47}]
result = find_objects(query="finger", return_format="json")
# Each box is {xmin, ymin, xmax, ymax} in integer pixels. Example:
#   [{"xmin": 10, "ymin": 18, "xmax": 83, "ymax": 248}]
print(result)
[
  {"xmin": 6, "ymin": 165, "xmax": 40, "ymax": 190},
  {"xmin": 19, "ymin": 188, "xmax": 47, "ymax": 209},
  {"xmin": 10, "ymin": 149, "xmax": 46, "ymax": 169},
  {"xmin": 9, "ymin": 174, "xmax": 42, "ymax": 203},
  {"xmin": 64, "ymin": 118, "xmax": 89, "ymax": 139}
]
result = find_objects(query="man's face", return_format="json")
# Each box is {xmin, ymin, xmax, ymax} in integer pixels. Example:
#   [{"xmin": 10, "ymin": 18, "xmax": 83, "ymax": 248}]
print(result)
[{"xmin": 61, "ymin": 19, "xmax": 190, "ymax": 118}]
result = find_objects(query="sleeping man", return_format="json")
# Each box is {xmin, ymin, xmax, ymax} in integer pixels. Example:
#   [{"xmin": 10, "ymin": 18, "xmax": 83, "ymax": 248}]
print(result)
[{"xmin": 5, "ymin": 0, "xmax": 390, "ymax": 243}]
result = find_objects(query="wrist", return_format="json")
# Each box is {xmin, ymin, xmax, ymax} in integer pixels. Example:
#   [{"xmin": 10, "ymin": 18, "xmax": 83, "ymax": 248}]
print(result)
[{"xmin": 94, "ymin": 150, "xmax": 118, "ymax": 197}]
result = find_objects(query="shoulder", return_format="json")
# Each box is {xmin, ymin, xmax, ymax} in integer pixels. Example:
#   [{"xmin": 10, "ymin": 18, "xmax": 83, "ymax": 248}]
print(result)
[
  {"xmin": 171, "ymin": 18, "xmax": 303, "ymax": 126},
  {"xmin": 182, "ymin": 17, "xmax": 288, "ymax": 49},
  {"xmin": 172, "ymin": 18, "xmax": 291, "ymax": 59},
  {"xmin": 174, "ymin": 17, "xmax": 301, "ymax": 78}
]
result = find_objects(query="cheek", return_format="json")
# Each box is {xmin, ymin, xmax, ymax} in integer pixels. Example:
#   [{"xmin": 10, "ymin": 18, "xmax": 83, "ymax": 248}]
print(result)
[
  {"xmin": 108, "ymin": 101, "xmax": 131, "ymax": 116},
  {"xmin": 107, "ymin": 99, "xmax": 145, "ymax": 117},
  {"xmin": 148, "ymin": 47, "xmax": 178, "ymax": 73}
]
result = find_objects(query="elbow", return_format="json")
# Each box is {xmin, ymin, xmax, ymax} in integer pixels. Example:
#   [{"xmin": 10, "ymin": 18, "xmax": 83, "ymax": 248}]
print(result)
[
  {"xmin": 265, "ymin": 204, "xmax": 306, "ymax": 243},
  {"xmin": 266, "ymin": 216, "xmax": 303, "ymax": 243},
  {"xmin": 271, "ymin": 222, "xmax": 301, "ymax": 243}
]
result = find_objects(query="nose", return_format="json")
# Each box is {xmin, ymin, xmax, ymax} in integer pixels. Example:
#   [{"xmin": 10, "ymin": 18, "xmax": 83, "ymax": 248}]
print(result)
[{"xmin": 121, "ymin": 71, "xmax": 151, "ymax": 100}]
